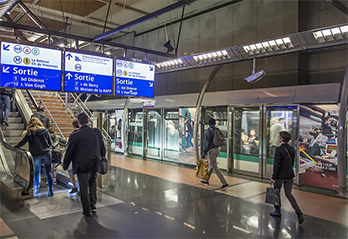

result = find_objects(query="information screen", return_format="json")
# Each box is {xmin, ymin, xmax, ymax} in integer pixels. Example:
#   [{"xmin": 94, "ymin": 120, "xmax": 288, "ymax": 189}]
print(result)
[
  {"xmin": 0, "ymin": 41, "xmax": 62, "ymax": 91},
  {"xmin": 64, "ymin": 51, "xmax": 113, "ymax": 95},
  {"xmin": 115, "ymin": 59, "xmax": 155, "ymax": 98}
]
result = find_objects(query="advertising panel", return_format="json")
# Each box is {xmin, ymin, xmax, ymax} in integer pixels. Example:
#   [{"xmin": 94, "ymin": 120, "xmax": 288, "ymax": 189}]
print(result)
[
  {"xmin": 115, "ymin": 59, "xmax": 154, "ymax": 98},
  {"xmin": 0, "ymin": 41, "xmax": 62, "ymax": 91},
  {"xmin": 299, "ymin": 104, "xmax": 339, "ymax": 190},
  {"xmin": 64, "ymin": 51, "xmax": 113, "ymax": 95}
]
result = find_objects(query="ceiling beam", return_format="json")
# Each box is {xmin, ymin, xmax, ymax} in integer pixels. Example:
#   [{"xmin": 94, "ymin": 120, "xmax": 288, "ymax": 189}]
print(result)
[
  {"xmin": 0, "ymin": 21, "xmax": 176, "ymax": 58},
  {"xmin": 114, "ymin": 2, "xmax": 149, "ymax": 15},
  {"xmin": 327, "ymin": 0, "xmax": 348, "ymax": 15},
  {"xmin": 93, "ymin": 0, "xmax": 197, "ymax": 41}
]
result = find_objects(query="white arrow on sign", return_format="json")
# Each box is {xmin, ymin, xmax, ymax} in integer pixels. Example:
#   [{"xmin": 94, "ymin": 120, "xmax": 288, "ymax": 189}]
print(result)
[
  {"xmin": 2, "ymin": 66, "xmax": 10, "ymax": 73},
  {"xmin": 149, "ymin": 82, "xmax": 153, "ymax": 87},
  {"xmin": 66, "ymin": 73, "xmax": 72, "ymax": 79}
]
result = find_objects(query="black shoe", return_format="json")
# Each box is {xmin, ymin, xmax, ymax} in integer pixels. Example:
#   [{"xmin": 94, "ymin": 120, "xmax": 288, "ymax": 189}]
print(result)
[
  {"xmin": 270, "ymin": 211, "xmax": 281, "ymax": 217},
  {"xmin": 3, "ymin": 120, "xmax": 9, "ymax": 126},
  {"xmin": 200, "ymin": 180, "xmax": 209, "ymax": 186},
  {"xmin": 91, "ymin": 205, "xmax": 96, "ymax": 212},
  {"xmin": 69, "ymin": 187, "xmax": 78, "ymax": 194},
  {"xmin": 297, "ymin": 212, "xmax": 304, "ymax": 224},
  {"xmin": 83, "ymin": 212, "xmax": 91, "ymax": 217},
  {"xmin": 47, "ymin": 187, "xmax": 54, "ymax": 197},
  {"xmin": 220, "ymin": 183, "xmax": 229, "ymax": 191}
]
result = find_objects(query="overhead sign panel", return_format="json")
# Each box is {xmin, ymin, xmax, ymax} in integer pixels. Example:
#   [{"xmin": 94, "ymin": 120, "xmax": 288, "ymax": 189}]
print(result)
[
  {"xmin": 115, "ymin": 59, "xmax": 154, "ymax": 98},
  {"xmin": 64, "ymin": 51, "xmax": 113, "ymax": 95},
  {"xmin": 0, "ymin": 41, "xmax": 62, "ymax": 91}
]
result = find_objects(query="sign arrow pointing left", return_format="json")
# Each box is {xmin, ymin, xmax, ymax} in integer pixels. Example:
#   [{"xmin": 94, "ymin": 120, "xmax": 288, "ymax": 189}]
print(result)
[{"xmin": 2, "ymin": 66, "xmax": 10, "ymax": 73}]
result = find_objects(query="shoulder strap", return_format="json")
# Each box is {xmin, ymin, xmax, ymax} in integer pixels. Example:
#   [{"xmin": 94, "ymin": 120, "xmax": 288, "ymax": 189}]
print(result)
[{"xmin": 283, "ymin": 146, "xmax": 292, "ymax": 160}]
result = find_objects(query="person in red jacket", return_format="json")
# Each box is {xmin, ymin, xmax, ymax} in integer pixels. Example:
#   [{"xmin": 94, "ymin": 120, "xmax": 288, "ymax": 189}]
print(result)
[{"xmin": 270, "ymin": 131, "xmax": 304, "ymax": 224}]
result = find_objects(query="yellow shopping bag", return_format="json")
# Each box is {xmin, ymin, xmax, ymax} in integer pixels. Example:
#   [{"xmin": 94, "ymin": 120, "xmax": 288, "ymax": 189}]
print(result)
[{"xmin": 195, "ymin": 158, "xmax": 209, "ymax": 180}]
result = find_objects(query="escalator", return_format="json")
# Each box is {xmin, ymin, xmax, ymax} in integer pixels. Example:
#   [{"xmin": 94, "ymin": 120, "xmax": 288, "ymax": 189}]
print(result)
[{"xmin": 0, "ymin": 126, "xmax": 34, "ymax": 201}]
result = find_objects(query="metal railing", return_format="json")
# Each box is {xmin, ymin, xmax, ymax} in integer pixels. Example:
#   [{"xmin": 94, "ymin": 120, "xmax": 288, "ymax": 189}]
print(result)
[{"xmin": 30, "ymin": 90, "xmax": 65, "ymax": 139}]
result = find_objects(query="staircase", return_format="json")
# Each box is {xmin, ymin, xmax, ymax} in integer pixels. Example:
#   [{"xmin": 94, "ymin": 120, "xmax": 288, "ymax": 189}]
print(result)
[{"xmin": 24, "ymin": 91, "xmax": 75, "ymax": 139}]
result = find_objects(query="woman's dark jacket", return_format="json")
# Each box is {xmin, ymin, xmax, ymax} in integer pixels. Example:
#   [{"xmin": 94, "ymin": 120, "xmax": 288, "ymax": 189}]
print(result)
[{"xmin": 15, "ymin": 128, "xmax": 52, "ymax": 156}]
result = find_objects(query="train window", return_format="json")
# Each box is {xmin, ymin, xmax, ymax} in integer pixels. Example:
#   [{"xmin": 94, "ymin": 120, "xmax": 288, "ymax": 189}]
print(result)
[{"xmin": 164, "ymin": 109, "xmax": 179, "ymax": 161}]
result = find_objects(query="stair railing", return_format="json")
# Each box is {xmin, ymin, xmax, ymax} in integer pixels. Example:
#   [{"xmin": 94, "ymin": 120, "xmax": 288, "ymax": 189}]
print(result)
[
  {"xmin": 68, "ymin": 93, "xmax": 112, "ymax": 141},
  {"xmin": 0, "ymin": 128, "xmax": 34, "ymax": 196},
  {"xmin": 31, "ymin": 91, "xmax": 65, "ymax": 139}
]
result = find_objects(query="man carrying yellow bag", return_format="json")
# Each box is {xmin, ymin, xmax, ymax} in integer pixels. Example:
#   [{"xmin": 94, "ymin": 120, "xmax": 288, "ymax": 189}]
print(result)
[{"xmin": 198, "ymin": 118, "xmax": 229, "ymax": 190}]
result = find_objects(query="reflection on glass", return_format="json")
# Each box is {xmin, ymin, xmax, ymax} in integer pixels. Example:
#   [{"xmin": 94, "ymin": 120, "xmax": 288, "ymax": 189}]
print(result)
[
  {"xmin": 266, "ymin": 107, "xmax": 297, "ymax": 175},
  {"xmin": 147, "ymin": 110, "xmax": 161, "ymax": 157},
  {"xmin": 128, "ymin": 109, "xmax": 143, "ymax": 155},
  {"xmin": 233, "ymin": 107, "xmax": 260, "ymax": 173},
  {"xmin": 164, "ymin": 109, "xmax": 179, "ymax": 161}
]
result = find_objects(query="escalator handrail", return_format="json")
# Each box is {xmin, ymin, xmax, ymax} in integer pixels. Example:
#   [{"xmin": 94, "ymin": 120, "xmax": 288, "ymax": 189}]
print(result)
[{"xmin": 0, "ymin": 128, "xmax": 34, "ymax": 196}]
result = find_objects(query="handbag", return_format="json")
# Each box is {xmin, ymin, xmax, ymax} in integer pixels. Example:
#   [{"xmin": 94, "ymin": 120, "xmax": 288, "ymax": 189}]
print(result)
[
  {"xmin": 97, "ymin": 156, "xmax": 108, "ymax": 175},
  {"xmin": 265, "ymin": 183, "xmax": 279, "ymax": 206},
  {"xmin": 195, "ymin": 158, "xmax": 209, "ymax": 180}
]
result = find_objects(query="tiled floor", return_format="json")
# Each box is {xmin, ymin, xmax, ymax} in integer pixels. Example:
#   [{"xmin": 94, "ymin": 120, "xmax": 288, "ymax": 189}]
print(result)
[{"xmin": 0, "ymin": 153, "xmax": 347, "ymax": 238}]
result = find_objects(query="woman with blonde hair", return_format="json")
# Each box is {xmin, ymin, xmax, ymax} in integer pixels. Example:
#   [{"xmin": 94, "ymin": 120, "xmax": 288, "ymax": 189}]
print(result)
[{"xmin": 14, "ymin": 117, "xmax": 54, "ymax": 196}]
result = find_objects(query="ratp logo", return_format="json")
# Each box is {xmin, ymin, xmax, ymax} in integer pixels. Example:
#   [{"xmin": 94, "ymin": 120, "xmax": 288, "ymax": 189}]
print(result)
[{"xmin": 13, "ymin": 45, "xmax": 22, "ymax": 53}]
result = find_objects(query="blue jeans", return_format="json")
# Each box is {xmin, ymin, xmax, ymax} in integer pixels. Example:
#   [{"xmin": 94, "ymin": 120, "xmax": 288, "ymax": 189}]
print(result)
[
  {"xmin": 33, "ymin": 152, "xmax": 53, "ymax": 187},
  {"xmin": 0, "ymin": 95, "xmax": 10, "ymax": 121}
]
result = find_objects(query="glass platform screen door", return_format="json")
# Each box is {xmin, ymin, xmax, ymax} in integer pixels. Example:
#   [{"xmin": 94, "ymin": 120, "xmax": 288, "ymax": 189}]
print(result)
[
  {"xmin": 128, "ymin": 108, "xmax": 144, "ymax": 156},
  {"xmin": 233, "ymin": 106, "xmax": 262, "ymax": 176},
  {"xmin": 146, "ymin": 109, "xmax": 162, "ymax": 159},
  {"xmin": 202, "ymin": 106, "xmax": 228, "ymax": 170},
  {"xmin": 163, "ymin": 109, "xmax": 179, "ymax": 162},
  {"xmin": 263, "ymin": 105, "xmax": 297, "ymax": 179}
]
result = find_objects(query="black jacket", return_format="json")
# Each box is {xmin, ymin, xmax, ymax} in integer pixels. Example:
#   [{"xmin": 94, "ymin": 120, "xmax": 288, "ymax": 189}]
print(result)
[
  {"xmin": 31, "ymin": 112, "xmax": 51, "ymax": 129},
  {"xmin": 15, "ymin": 128, "xmax": 52, "ymax": 156},
  {"xmin": 63, "ymin": 125, "xmax": 106, "ymax": 174},
  {"xmin": 0, "ymin": 88, "xmax": 14, "ymax": 97},
  {"xmin": 204, "ymin": 126, "xmax": 218, "ymax": 154},
  {"xmin": 272, "ymin": 143, "xmax": 296, "ymax": 180}
]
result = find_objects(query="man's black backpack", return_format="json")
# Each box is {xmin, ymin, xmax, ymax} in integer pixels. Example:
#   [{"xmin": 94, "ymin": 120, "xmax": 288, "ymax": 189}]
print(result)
[{"xmin": 213, "ymin": 127, "xmax": 226, "ymax": 147}]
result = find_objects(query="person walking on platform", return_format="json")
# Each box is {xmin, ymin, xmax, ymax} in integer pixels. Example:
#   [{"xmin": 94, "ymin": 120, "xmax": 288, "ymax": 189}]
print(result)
[
  {"xmin": 270, "ymin": 131, "xmax": 304, "ymax": 224},
  {"xmin": 14, "ymin": 117, "xmax": 54, "ymax": 197},
  {"xmin": 63, "ymin": 113, "xmax": 106, "ymax": 217},
  {"xmin": 31, "ymin": 104, "xmax": 51, "ymax": 129},
  {"xmin": 0, "ymin": 88, "xmax": 14, "ymax": 126},
  {"xmin": 200, "ymin": 118, "xmax": 229, "ymax": 190}
]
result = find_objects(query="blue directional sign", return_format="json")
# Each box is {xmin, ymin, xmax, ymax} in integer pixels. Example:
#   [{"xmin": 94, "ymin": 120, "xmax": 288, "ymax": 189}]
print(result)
[
  {"xmin": 115, "ymin": 60, "xmax": 155, "ymax": 98},
  {"xmin": 64, "ymin": 51, "xmax": 113, "ymax": 95},
  {"xmin": 0, "ymin": 42, "xmax": 62, "ymax": 91}
]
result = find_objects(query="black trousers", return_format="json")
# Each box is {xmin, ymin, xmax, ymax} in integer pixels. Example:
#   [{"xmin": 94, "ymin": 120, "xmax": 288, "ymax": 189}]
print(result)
[
  {"xmin": 274, "ymin": 179, "xmax": 301, "ymax": 214},
  {"xmin": 77, "ymin": 171, "xmax": 97, "ymax": 214}
]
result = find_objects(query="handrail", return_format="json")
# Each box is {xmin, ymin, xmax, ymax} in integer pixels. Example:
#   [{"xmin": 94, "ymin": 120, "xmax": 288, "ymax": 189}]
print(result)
[
  {"xmin": 55, "ymin": 92, "xmax": 75, "ymax": 119},
  {"xmin": 0, "ymin": 128, "xmax": 34, "ymax": 196},
  {"xmin": 15, "ymin": 90, "xmax": 33, "ymax": 125},
  {"xmin": 26, "ymin": 90, "xmax": 39, "ymax": 111},
  {"xmin": 68, "ymin": 93, "xmax": 112, "ymax": 141},
  {"xmin": 32, "ymin": 91, "xmax": 65, "ymax": 139}
]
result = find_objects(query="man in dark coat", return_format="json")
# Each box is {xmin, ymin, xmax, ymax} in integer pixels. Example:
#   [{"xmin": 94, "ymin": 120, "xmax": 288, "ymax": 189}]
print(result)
[
  {"xmin": 0, "ymin": 88, "xmax": 14, "ymax": 126},
  {"xmin": 31, "ymin": 105, "xmax": 51, "ymax": 129},
  {"xmin": 63, "ymin": 113, "xmax": 106, "ymax": 217},
  {"xmin": 270, "ymin": 131, "xmax": 304, "ymax": 224}
]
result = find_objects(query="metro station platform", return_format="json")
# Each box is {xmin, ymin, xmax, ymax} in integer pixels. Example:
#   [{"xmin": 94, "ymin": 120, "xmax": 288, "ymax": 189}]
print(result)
[{"xmin": 0, "ymin": 153, "xmax": 347, "ymax": 239}]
